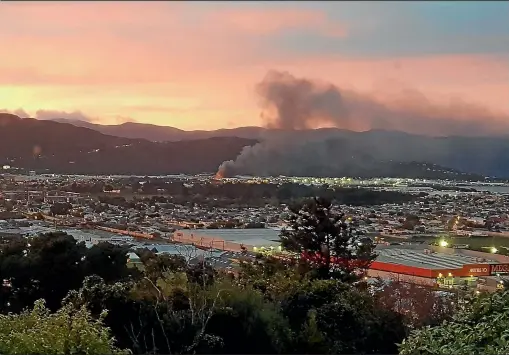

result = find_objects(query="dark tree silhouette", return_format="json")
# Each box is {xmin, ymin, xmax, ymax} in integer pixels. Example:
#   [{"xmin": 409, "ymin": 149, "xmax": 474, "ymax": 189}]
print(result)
[
  {"xmin": 83, "ymin": 242, "xmax": 132, "ymax": 283},
  {"xmin": 49, "ymin": 202, "xmax": 72, "ymax": 216},
  {"xmin": 280, "ymin": 197, "xmax": 376, "ymax": 281},
  {"xmin": 186, "ymin": 260, "xmax": 217, "ymax": 287},
  {"xmin": 0, "ymin": 232, "xmax": 87, "ymax": 312}
]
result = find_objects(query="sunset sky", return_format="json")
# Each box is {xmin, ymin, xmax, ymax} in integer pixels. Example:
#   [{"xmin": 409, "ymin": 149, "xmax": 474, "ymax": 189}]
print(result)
[{"xmin": 1, "ymin": 1, "xmax": 508, "ymax": 131}]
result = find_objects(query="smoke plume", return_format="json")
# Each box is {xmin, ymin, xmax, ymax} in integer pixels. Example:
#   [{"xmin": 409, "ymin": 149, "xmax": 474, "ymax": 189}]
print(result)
[{"xmin": 216, "ymin": 70, "xmax": 509, "ymax": 178}]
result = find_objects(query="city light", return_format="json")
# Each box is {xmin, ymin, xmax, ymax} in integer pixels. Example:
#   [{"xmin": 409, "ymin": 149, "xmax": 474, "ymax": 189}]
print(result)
[
  {"xmin": 491, "ymin": 247, "xmax": 498, "ymax": 254},
  {"xmin": 439, "ymin": 240, "xmax": 449, "ymax": 247}
]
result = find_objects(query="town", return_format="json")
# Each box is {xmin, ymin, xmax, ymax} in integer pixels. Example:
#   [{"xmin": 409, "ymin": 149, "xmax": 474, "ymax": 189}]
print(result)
[{"xmin": 1, "ymin": 171, "xmax": 508, "ymax": 294}]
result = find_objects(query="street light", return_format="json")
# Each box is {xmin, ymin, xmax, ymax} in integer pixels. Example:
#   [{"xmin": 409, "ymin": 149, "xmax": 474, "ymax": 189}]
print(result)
[
  {"xmin": 439, "ymin": 240, "xmax": 449, "ymax": 247},
  {"xmin": 491, "ymin": 247, "xmax": 498, "ymax": 254}
]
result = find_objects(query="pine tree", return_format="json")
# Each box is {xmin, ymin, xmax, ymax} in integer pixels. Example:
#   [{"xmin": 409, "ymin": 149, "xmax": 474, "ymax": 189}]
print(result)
[{"xmin": 280, "ymin": 197, "xmax": 376, "ymax": 281}]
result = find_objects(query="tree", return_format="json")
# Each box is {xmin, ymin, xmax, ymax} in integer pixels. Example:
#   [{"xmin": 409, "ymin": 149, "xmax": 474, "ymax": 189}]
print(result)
[
  {"xmin": 138, "ymin": 250, "xmax": 187, "ymax": 282},
  {"xmin": 0, "ymin": 299, "xmax": 127, "ymax": 355},
  {"xmin": 279, "ymin": 279, "xmax": 406, "ymax": 354},
  {"xmin": 399, "ymin": 290, "xmax": 509, "ymax": 355},
  {"xmin": 203, "ymin": 281, "xmax": 291, "ymax": 354},
  {"xmin": 83, "ymin": 242, "xmax": 132, "ymax": 283},
  {"xmin": 0, "ymin": 233, "xmax": 132, "ymax": 314},
  {"xmin": 237, "ymin": 256, "xmax": 310, "ymax": 303},
  {"xmin": 280, "ymin": 197, "xmax": 376, "ymax": 281},
  {"xmin": 402, "ymin": 215, "xmax": 420, "ymax": 231},
  {"xmin": 50, "ymin": 202, "xmax": 72, "ymax": 216},
  {"xmin": 186, "ymin": 260, "xmax": 217, "ymax": 287},
  {"xmin": 0, "ymin": 232, "xmax": 88, "ymax": 312},
  {"xmin": 371, "ymin": 278, "xmax": 455, "ymax": 329}
]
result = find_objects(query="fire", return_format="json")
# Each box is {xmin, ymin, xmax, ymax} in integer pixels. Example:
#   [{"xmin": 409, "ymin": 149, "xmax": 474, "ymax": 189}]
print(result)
[{"xmin": 214, "ymin": 170, "xmax": 224, "ymax": 180}]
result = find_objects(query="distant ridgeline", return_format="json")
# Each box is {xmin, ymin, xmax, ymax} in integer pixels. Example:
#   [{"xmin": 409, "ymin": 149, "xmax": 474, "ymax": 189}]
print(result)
[{"xmin": 0, "ymin": 113, "xmax": 507, "ymax": 178}]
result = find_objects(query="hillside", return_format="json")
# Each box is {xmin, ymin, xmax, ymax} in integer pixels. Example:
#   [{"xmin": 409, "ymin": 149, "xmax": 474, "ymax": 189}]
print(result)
[
  {"xmin": 52, "ymin": 119, "xmax": 509, "ymax": 178},
  {"xmin": 3, "ymin": 114, "xmax": 508, "ymax": 178},
  {"xmin": 0, "ymin": 114, "xmax": 257, "ymax": 175},
  {"xmin": 52, "ymin": 119, "xmax": 267, "ymax": 141}
]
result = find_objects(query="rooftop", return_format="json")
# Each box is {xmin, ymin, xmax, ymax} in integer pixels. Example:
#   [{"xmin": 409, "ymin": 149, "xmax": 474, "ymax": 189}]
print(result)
[
  {"xmin": 376, "ymin": 247, "xmax": 498, "ymax": 270},
  {"xmin": 178, "ymin": 228, "xmax": 281, "ymax": 246}
]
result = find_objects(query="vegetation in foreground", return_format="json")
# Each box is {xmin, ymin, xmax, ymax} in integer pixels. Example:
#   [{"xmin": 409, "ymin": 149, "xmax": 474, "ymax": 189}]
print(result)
[{"xmin": 0, "ymin": 197, "xmax": 505, "ymax": 354}]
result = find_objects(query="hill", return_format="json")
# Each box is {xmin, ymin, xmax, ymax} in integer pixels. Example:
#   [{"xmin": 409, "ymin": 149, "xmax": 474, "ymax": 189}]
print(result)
[
  {"xmin": 4, "ymin": 114, "xmax": 509, "ymax": 178},
  {"xmin": 52, "ymin": 120, "xmax": 509, "ymax": 179},
  {"xmin": 0, "ymin": 114, "xmax": 256, "ymax": 175},
  {"xmin": 52, "ymin": 119, "xmax": 267, "ymax": 141}
]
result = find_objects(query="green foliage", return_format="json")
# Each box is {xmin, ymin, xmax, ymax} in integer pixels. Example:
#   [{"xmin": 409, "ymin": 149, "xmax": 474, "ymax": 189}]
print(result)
[
  {"xmin": 280, "ymin": 278, "xmax": 406, "ymax": 354},
  {"xmin": 280, "ymin": 197, "xmax": 376, "ymax": 281},
  {"xmin": 237, "ymin": 255, "xmax": 310, "ymax": 302},
  {"xmin": 0, "ymin": 299, "xmax": 128, "ymax": 355},
  {"xmin": 0, "ymin": 232, "xmax": 133, "ymax": 313},
  {"xmin": 399, "ymin": 290, "xmax": 509, "ymax": 355},
  {"xmin": 0, "ymin": 206, "xmax": 463, "ymax": 355},
  {"xmin": 201, "ymin": 279, "xmax": 292, "ymax": 354}
]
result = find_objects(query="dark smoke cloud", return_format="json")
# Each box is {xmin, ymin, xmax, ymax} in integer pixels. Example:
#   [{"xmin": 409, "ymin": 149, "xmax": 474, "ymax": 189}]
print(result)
[
  {"xmin": 255, "ymin": 70, "xmax": 507, "ymax": 135},
  {"xmin": 216, "ymin": 70, "xmax": 509, "ymax": 178}
]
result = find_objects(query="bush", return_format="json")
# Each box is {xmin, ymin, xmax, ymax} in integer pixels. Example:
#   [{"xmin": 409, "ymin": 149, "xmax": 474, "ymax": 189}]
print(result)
[
  {"xmin": 0, "ymin": 299, "xmax": 127, "ymax": 355},
  {"xmin": 400, "ymin": 290, "xmax": 509, "ymax": 355}
]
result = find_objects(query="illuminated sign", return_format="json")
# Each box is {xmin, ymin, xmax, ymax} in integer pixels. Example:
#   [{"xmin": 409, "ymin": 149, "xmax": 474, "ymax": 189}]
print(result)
[{"xmin": 491, "ymin": 264, "xmax": 509, "ymax": 274}]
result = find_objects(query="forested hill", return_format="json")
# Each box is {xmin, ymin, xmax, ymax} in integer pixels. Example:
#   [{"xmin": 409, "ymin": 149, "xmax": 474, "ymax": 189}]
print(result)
[
  {"xmin": 0, "ymin": 113, "xmax": 493, "ymax": 179},
  {"xmin": 0, "ymin": 113, "xmax": 256, "ymax": 175}
]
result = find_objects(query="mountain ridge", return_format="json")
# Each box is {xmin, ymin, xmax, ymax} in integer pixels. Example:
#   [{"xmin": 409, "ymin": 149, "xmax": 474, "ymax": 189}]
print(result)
[
  {"xmin": 0, "ymin": 114, "xmax": 257, "ymax": 175},
  {"xmin": 51, "ymin": 118, "xmax": 506, "ymax": 142},
  {"xmin": 51, "ymin": 118, "xmax": 268, "ymax": 141},
  {"xmin": 3, "ymin": 114, "xmax": 509, "ymax": 178}
]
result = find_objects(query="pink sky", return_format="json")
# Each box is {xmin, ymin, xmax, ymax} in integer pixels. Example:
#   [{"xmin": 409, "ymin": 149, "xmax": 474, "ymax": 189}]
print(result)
[{"xmin": 1, "ymin": 1, "xmax": 507, "ymax": 131}]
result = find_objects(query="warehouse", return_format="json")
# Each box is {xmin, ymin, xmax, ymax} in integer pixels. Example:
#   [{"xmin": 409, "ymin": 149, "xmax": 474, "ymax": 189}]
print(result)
[
  {"xmin": 173, "ymin": 228, "xmax": 281, "ymax": 252},
  {"xmin": 368, "ymin": 246, "xmax": 509, "ymax": 288}
]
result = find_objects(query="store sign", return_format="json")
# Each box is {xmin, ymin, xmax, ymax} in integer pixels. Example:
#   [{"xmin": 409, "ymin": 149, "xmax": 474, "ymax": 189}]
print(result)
[
  {"xmin": 491, "ymin": 264, "xmax": 509, "ymax": 274},
  {"xmin": 469, "ymin": 267, "xmax": 489, "ymax": 274}
]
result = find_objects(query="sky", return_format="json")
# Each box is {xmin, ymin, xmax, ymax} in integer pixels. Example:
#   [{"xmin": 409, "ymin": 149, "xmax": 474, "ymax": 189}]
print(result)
[{"xmin": 1, "ymin": 1, "xmax": 508, "ymax": 131}]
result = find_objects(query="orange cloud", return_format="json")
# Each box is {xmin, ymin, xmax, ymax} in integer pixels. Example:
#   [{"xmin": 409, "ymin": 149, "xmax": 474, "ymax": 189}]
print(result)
[{"xmin": 0, "ymin": 2, "xmax": 507, "ymax": 132}]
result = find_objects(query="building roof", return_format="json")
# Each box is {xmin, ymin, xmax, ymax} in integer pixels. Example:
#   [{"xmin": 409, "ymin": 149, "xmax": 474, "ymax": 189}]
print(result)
[
  {"xmin": 376, "ymin": 248, "xmax": 497, "ymax": 270},
  {"xmin": 144, "ymin": 244, "xmax": 226, "ymax": 259},
  {"xmin": 178, "ymin": 228, "xmax": 281, "ymax": 246}
]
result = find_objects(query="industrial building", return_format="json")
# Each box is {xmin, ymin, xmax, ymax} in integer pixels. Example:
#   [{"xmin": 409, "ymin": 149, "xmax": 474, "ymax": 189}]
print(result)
[
  {"xmin": 368, "ymin": 245, "xmax": 509, "ymax": 290},
  {"xmin": 170, "ymin": 228, "xmax": 509, "ymax": 291},
  {"xmin": 173, "ymin": 228, "xmax": 281, "ymax": 252}
]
